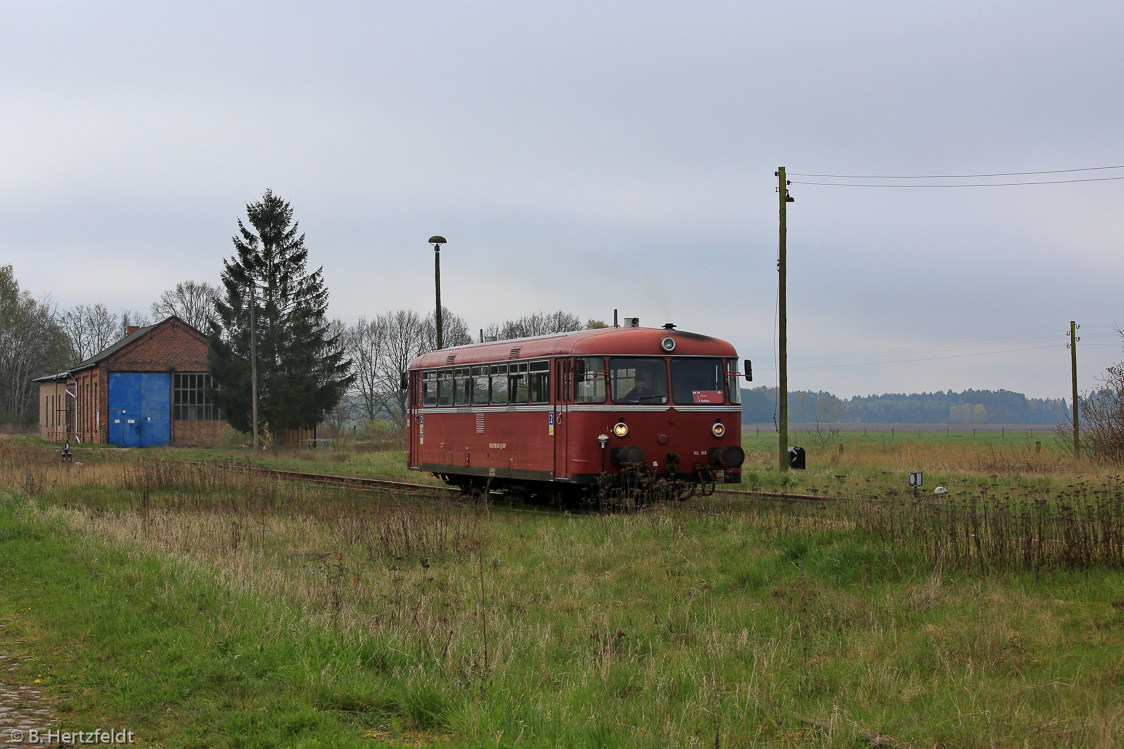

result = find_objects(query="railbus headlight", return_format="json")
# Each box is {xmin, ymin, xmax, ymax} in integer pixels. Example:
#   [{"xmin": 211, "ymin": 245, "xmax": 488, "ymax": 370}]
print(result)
[
  {"xmin": 613, "ymin": 422, "xmax": 629, "ymax": 438},
  {"xmin": 711, "ymin": 422, "xmax": 726, "ymax": 438}
]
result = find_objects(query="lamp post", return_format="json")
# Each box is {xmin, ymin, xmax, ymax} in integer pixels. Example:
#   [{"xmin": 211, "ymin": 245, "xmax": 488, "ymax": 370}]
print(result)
[{"xmin": 428, "ymin": 236, "xmax": 447, "ymax": 349}]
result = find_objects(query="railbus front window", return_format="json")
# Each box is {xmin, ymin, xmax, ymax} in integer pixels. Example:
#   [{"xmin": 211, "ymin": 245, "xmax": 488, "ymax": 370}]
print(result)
[
  {"xmin": 472, "ymin": 366, "xmax": 489, "ymax": 405},
  {"xmin": 610, "ymin": 358, "xmax": 668, "ymax": 404},
  {"xmin": 490, "ymin": 364, "xmax": 508, "ymax": 405},
  {"xmin": 671, "ymin": 358, "xmax": 726, "ymax": 405},
  {"xmin": 575, "ymin": 357, "xmax": 607, "ymax": 403}
]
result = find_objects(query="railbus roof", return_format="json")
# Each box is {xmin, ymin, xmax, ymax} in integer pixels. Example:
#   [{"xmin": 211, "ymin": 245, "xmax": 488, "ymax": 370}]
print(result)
[{"xmin": 409, "ymin": 326, "xmax": 737, "ymax": 370}]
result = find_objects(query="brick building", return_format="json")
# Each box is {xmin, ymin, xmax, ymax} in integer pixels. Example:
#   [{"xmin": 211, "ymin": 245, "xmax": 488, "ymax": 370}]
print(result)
[{"xmin": 35, "ymin": 315, "xmax": 227, "ymax": 447}]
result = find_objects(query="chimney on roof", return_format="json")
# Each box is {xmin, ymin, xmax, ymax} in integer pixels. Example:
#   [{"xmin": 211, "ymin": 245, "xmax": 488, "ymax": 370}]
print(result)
[{"xmin": 125, "ymin": 326, "xmax": 140, "ymax": 337}]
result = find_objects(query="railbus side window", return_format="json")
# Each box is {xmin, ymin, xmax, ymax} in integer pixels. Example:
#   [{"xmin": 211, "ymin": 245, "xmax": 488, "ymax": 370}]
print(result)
[
  {"xmin": 490, "ymin": 364, "xmax": 508, "ymax": 405},
  {"xmin": 575, "ymin": 357, "xmax": 607, "ymax": 403},
  {"xmin": 472, "ymin": 365, "xmax": 490, "ymax": 405},
  {"xmin": 727, "ymin": 359, "xmax": 742, "ymax": 405},
  {"xmin": 529, "ymin": 360, "xmax": 550, "ymax": 403},
  {"xmin": 437, "ymin": 369, "xmax": 454, "ymax": 406},
  {"xmin": 422, "ymin": 371, "xmax": 437, "ymax": 407},
  {"xmin": 509, "ymin": 362, "xmax": 529, "ymax": 404},
  {"xmin": 454, "ymin": 367, "xmax": 471, "ymax": 406}
]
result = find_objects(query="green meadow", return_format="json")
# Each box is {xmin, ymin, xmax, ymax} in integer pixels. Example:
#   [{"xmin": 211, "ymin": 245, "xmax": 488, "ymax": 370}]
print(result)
[{"xmin": 1, "ymin": 434, "xmax": 1122, "ymax": 747}]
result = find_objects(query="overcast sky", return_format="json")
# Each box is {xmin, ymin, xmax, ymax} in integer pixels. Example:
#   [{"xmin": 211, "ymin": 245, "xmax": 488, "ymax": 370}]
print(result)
[{"xmin": 3, "ymin": 1, "xmax": 1121, "ymax": 400}]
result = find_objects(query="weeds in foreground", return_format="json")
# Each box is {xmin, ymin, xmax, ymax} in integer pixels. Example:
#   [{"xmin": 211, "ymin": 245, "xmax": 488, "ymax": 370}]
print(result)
[
  {"xmin": 852, "ymin": 478, "xmax": 1124, "ymax": 573},
  {"xmin": 3, "ymin": 437, "xmax": 1124, "ymax": 747}
]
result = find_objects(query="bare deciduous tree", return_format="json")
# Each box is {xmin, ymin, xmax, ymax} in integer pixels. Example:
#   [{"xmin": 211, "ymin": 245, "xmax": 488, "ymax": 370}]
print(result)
[
  {"xmin": 343, "ymin": 309, "xmax": 435, "ymax": 429},
  {"xmin": 379, "ymin": 309, "xmax": 429, "ymax": 427},
  {"xmin": 58, "ymin": 303, "xmax": 118, "ymax": 361},
  {"xmin": 0, "ymin": 266, "xmax": 72, "ymax": 425},
  {"xmin": 1062, "ymin": 362, "xmax": 1124, "ymax": 463},
  {"xmin": 151, "ymin": 280, "xmax": 219, "ymax": 331},
  {"xmin": 423, "ymin": 307, "xmax": 472, "ymax": 350},
  {"xmin": 119, "ymin": 309, "xmax": 152, "ymax": 337},
  {"xmin": 344, "ymin": 316, "xmax": 388, "ymax": 421},
  {"xmin": 495, "ymin": 310, "xmax": 584, "ymax": 340}
]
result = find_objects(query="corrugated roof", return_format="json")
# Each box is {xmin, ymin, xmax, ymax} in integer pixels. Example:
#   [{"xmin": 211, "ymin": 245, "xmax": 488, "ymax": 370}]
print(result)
[{"xmin": 32, "ymin": 370, "xmax": 70, "ymax": 383}]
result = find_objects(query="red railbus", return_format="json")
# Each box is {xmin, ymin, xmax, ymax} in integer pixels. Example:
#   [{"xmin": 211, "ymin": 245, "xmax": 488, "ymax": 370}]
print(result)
[{"xmin": 406, "ymin": 324, "xmax": 748, "ymax": 501}]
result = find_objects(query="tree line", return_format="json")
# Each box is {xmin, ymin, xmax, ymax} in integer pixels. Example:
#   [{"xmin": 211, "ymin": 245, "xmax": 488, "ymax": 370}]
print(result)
[
  {"xmin": 0, "ymin": 191, "xmax": 602, "ymax": 433},
  {"xmin": 3, "ymin": 189, "xmax": 1115, "ymax": 447},
  {"xmin": 741, "ymin": 386, "xmax": 1072, "ymax": 426},
  {"xmin": 0, "ymin": 264, "xmax": 230, "ymax": 426}
]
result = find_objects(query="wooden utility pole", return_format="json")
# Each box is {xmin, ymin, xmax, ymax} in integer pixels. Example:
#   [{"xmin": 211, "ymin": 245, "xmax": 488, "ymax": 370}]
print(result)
[
  {"xmin": 777, "ymin": 167, "xmax": 793, "ymax": 471},
  {"xmin": 1069, "ymin": 320, "xmax": 1080, "ymax": 456},
  {"xmin": 250, "ymin": 282, "xmax": 259, "ymax": 450}
]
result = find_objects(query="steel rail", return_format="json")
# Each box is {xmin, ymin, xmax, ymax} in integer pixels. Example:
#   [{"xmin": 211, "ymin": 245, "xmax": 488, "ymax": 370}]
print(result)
[{"xmin": 171, "ymin": 460, "xmax": 457, "ymax": 496}]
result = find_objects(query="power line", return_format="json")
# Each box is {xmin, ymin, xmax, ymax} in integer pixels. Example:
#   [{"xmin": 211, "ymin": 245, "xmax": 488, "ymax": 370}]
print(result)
[
  {"xmin": 750, "ymin": 341, "xmax": 1122, "ymax": 373},
  {"xmin": 749, "ymin": 343, "xmax": 1062, "ymax": 372},
  {"xmin": 779, "ymin": 330, "xmax": 1119, "ymax": 364},
  {"xmin": 749, "ymin": 330, "xmax": 1122, "ymax": 372},
  {"xmin": 789, "ymin": 175, "xmax": 1124, "ymax": 188},
  {"xmin": 788, "ymin": 165, "xmax": 1124, "ymax": 179}
]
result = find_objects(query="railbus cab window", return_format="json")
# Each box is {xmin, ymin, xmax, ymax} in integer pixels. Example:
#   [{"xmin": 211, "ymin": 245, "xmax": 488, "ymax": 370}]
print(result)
[
  {"xmin": 490, "ymin": 364, "xmax": 508, "ymax": 405},
  {"xmin": 671, "ymin": 358, "xmax": 726, "ymax": 405},
  {"xmin": 727, "ymin": 359, "xmax": 742, "ymax": 405},
  {"xmin": 575, "ymin": 357, "xmax": 607, "ymax": 403},
  {"xmin": 610, "ymin": 357, "xmax": 668, "ymax": 404},
  {"xmin": 472, "ymin": 366, "xmax": 489, "ymax": 405},
  {"xmin": 422, "ymin": 371, "xmax": 438, "ymax": 407},
  {"xmin": 529, "ymin": 360, "xmax": 550, "ymax": 403}
]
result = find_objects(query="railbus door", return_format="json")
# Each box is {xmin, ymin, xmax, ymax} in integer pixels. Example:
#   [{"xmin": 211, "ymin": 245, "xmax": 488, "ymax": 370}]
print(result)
[
  {"xmin": 407, "ymin": 371, "xmax": 421, "ymax": 468},
  {"xmin": 553, "ymin": 358, "xmax": 570, "ymax": 479}
]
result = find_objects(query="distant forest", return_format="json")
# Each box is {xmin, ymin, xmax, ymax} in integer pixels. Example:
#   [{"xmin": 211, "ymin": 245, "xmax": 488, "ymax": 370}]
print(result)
[{"xmin": 741, "ymin": 387, "xmax": 1070, "ymax": 426}]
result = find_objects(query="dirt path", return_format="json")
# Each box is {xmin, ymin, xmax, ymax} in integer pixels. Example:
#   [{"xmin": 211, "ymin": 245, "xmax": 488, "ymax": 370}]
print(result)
[{"xmin": 0, "ymin": 647, "xmax": 59, "ymax": 748}]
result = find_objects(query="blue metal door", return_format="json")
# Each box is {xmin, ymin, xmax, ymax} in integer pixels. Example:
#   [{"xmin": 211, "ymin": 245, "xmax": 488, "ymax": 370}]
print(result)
[
  {"xmin": 139, "ymin": 374, "xmax": 171, "ymax": 447},
  {"xmin": 108, "ymin": 373, "xmax": 171, "ymax": 447},
  {"xmin": 108, "ymin": 373, "xmax": 140, "ymax": 447}
]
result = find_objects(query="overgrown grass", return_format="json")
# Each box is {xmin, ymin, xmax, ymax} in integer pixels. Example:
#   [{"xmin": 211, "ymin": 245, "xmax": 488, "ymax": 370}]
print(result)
[{"xmin": 2, "ymin": 438, "xmax": 1124, "ymax": 746}]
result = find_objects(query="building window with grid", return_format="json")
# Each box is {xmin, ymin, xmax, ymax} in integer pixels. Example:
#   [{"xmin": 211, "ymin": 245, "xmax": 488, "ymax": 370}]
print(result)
[{"xmin": 173, "ymin": 373, "xmax": 222, "ymax": 421}]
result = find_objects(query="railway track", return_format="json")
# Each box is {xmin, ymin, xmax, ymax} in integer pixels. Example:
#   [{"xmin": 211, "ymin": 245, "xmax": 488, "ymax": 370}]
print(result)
[
  {"xmin": 170, "ymin": 454, "xmax": 867, "ymax": 508},
  {"xmin": 714, "ymin": 486, "xmax": 856, "ymax": 503},
  {"xmin": 201, "ymin": 461, "xmax": 859, "ymax": 505},
  {"xmin": 184, "ymin": 461, "xmax": 459, "ymax": 497}
]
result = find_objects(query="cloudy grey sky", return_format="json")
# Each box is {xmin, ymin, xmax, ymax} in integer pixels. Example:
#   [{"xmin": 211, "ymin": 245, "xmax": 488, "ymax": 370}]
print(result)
[{"xmin": 3, "ymin": 1, "xmax": 1121, "ymax": 400}]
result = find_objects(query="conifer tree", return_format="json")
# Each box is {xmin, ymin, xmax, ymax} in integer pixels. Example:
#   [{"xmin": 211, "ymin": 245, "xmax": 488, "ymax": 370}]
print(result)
[{"xmin": 208, "ymin": 190, "xmax": 352, "ymax": 438}]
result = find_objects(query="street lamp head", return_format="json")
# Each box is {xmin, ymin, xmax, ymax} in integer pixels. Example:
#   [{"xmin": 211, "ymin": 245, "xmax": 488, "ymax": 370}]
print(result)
[{"xmin": 428, "ymin": 235, "xmax": 447, "ymax": 246}]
